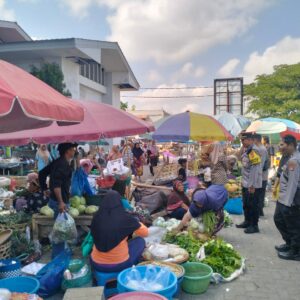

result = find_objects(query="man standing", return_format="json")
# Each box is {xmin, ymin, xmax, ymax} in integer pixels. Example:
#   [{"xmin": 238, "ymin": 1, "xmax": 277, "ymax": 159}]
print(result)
[
  {"xmin": 253, "ymin": 134, "xmax": 269, "ymax": 216},
  {"xmin": 236, "ymin": 132, "xmax": 262, "ymax": 234},
  {"xmin": 39, "ymin": 142, "xmax": 77, "ymax": 258},
  {"xmin": 274, "ymin": 135, "xmax": 300, "ymax": 261}
]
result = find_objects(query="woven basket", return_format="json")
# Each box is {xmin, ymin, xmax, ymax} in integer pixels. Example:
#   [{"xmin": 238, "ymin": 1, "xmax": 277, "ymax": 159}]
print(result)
[
  {"xmin": 0, "ymin": 222, "xmax": 29, "ymax": 233},
  {"xmin": 0, "ymin": 240, "xmax": 11, "ymax": 259}
]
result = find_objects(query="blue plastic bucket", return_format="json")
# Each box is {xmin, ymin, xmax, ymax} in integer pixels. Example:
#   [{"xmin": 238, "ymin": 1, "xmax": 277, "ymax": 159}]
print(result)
[
  {"xmin": 117, "ymin": 266, "xmax": 177, "ymax": 300},
  {"xmin": 0, "ymin": 276, "xmax": 40, "ymax": 293}
]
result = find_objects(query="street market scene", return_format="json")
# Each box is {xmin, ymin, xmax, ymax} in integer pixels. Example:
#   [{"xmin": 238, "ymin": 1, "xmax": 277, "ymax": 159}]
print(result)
[{"xmin": 0, "ymin": 1, "xmax": 299, "ymax": 300}]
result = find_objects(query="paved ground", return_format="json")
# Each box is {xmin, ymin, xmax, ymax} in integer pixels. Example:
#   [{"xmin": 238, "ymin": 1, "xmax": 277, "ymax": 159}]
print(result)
[{"xmin": 179, "ymin": 200, "xmax": 300, "ymax": 300}]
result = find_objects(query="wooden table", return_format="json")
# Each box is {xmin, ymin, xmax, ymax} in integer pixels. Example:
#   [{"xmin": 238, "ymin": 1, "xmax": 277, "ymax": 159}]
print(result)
[{"xmin": 32, "ymin": 213, "xmax": 93, "ymax": 240}]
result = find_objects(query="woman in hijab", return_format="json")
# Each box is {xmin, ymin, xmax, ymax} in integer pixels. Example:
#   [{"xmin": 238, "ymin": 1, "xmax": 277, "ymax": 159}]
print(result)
[
  {"xmin": 176, "ymin": 185, "xmax": 228, "ymax": 235},
  {"xmin": 209, "ymin": 142, "xmax": 228, "ymax": 185},
  {"xmin": 35, "ymin": 144, "xmax": 52, "ymax": 172},
  {"xmin": 90, "ymin": 191, "xmax": 148, "ymax": 272},
  {"xmin": 132, "ymin": 142, "xmax": 144, "ymax": 181},
  {"xmin": 108, "ymin": 145, "xmax": 122, "ymax": 161},
  {"xmin": 167, "ymin": 180, "xmax": 190, "ymax": 220}
]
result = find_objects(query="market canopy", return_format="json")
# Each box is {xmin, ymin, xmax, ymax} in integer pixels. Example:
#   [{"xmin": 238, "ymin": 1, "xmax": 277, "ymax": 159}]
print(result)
[
  {"xmin": 0, "ymin": 100, "xmax": 154, "ymax": 145},
  {"xmin": 215, "ymin": 112, "xmax": 251, "ymax": 137},
  {"xmin": 246, "ymin": 117, "xmax": 300, "ymax": 142},
  {"xmin": 0, "ymin": 60, "xmax": 84, "ymax": 133},
  {"xmin": 152, "ymin": 111, "xmax": 233, "ymax": 142}
]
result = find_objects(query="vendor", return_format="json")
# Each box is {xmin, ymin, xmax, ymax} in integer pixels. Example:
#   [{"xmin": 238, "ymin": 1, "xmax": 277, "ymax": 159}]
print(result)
[
  {"xmin": 227, "ymin": 155, "xmax": 238, "ymax": 179},
  {"xmin": 90, "ymin": 190, "xmax": 148, "ymax": 272},
  {"xmin": 108, "ymin": 145, "xmax": 122, "ymax": 161},
  {"xmin": 15, "ymin": 173, "xmax": 48, "ymax": 213},
  {"xmin": 112, "ymin": 179, "xmax": 134, "ymax": 211},
  {"xmin": 176, "ymin": 184, "xmax": 228, "ymax": 235},
  {"xmin": 167, "ymin": 180, "xmax": 190, "ymax": 220},
  {"xmin": 178, "ymin": 158, "xmax": 187, "ymax": 182}
]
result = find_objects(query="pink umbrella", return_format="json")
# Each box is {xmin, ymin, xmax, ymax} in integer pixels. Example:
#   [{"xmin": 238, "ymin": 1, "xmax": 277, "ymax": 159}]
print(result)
[
  {"xmin": 0, "ymin": 100, "xmax": 154, "ymax": 145},
  {"xmin": 0, "ymin": 60, "xmax": 84, "ymax": 133}
]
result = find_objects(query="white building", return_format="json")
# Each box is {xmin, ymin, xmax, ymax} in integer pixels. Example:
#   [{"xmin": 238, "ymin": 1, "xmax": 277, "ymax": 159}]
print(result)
[{"xmin": 0, "ymin": 20, "xmax": 139, "ymax": 107}]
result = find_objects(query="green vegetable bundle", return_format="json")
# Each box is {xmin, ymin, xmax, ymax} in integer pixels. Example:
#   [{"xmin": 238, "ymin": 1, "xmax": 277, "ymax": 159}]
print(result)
[
  {"xmin": 202, "ymin": 239, "xmax": 242, "ymax": 278},
  {"xmin": 11, "ymin": 231, "xmax": 35, "ymax": 258},
  {"xmin": 202, "ymin": 211, "xmax": 217, "ymax": 235},
  {"xmin": 0, "ymin": 211, "xmax": 31, "ymax": 226},
  {"xmin": 164, "ymin": 231, "xmax": 203, "ymax": 261}
]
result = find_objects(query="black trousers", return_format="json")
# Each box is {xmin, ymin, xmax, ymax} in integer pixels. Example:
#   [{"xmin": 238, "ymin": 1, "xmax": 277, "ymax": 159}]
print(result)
[
  {"xmin": 149, "ymin": 156, "xmax": 158, "ymax": 176},
  {"xmin": 274, "ymin": 202, "xmax": 300, "ymax": 250},
  {"xmin": 258, "ymin": 180, "xmax": 267, "ymax": 214},
  {"xmin": 242, "ymin": 187, "xmax": 260, "ymax": 226}
]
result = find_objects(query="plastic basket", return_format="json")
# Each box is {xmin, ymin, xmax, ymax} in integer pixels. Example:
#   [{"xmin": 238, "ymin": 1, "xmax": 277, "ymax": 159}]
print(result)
[
  {"xmin": 61, "ymin": 267, "xmax": 92, "ymax": 291},
  {"xmin": 117, "ymin": 266, "xmax": 177, "ymax": 300},
  {"xmin": 0, "ymin": 276, "xmax": 40, "ymax": 293},
  {"xmin": 0, "ymin": 258, "xmax": 21, "ymax": 279},
  {"xmin": 182, "ymin": 262, "xmax": 212, "ymax": 295}
]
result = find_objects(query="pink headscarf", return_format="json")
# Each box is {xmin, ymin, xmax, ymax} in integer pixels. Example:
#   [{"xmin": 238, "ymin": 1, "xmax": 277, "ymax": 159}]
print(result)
[
  {"xmin": 80, "ymin": 159, "xmax": 93, "ymax": 174},
  {"xmin": 27, "ymin": 173, "xmax": 39, "ymax": 185}
]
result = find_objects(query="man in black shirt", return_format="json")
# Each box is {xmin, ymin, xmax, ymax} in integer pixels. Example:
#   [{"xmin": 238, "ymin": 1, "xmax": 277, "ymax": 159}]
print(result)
[{"xmin": 39, "ymin": 142, "xmax": 77, "ymax": 258}]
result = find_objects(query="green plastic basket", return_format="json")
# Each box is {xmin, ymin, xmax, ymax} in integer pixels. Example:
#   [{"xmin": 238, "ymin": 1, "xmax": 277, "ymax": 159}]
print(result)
[
  {"xmin": 182, "ymin": 262, "xmax": 212, "ymax": 295},
  {"xmin": 61, "ymin": 265, "xmax": 92, "ymax": 290}
]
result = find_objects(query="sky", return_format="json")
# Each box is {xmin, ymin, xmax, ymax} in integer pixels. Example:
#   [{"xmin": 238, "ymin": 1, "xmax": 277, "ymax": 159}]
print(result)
[{"xmin": 1, "ymin": 0, "xmax": 300, "ymax": 114}]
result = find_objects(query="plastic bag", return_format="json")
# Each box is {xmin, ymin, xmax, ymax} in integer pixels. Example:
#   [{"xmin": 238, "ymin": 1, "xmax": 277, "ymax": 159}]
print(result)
[
  {"xmin": 148, "ymin": 244, "xmax": 169, "ymax": 260},
  {"xmin": 144, "ymin": 226, "xmax": 167, "ymax": 246},
  {"xmin": 71, "ymin": 168, "xmax": 94, "ymax": 197},
  {"xmin": 50, "ymin": 213, "xmax": 78, "ymax": 244},
  {"xmin": 125, "ymin": 266, "xmax": 170, "ymax": 292},
  {"xmin": 36, "ymin": 249, "xmax": 71, "ymax": 298},
  {"xmin": 81, "ymin": 231, "xmax": 94, "ymax": 257}
]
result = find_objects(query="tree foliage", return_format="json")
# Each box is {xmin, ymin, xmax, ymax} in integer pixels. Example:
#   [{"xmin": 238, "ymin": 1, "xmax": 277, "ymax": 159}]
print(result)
[
  {"xmin": 244, "ymin": 63, "xmax": 300, "ymax": 122},
  {"xmin": 120, "ymin": 101, "xmax": 128, "ymax": 111},
  {"xmin": 30, "ymin": 63, "xmax": 71, "ymax": 97}
]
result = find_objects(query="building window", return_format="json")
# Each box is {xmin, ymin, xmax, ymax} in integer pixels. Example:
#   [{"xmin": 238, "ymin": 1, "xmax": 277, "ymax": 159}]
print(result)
[{"xmin": 79, "ymin": 60, "xmax": 104, "ymax": 85}]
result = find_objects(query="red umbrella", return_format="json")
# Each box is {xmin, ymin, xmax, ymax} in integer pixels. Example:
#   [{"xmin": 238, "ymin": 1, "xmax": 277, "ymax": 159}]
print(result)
[
  {"xmin": 0, "ymin": 100, "xmax": 154, "ymax": 145},
  {"xmin": 0, "ymin": 60, "xmax": 84, "ymax": 133}
]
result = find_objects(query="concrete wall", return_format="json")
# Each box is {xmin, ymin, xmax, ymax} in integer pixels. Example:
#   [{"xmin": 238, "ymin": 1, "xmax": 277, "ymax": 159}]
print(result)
[
  {"xmin": 102, "ymin": 72, "xmax": 121, "ymax": 108},
  {"xmin": 79, "ymin": 84, "xmax": 102, "ymax": 102},
  {"xmin": 61, "ymin": 58, "xmax": 80, "ymax": 99}
]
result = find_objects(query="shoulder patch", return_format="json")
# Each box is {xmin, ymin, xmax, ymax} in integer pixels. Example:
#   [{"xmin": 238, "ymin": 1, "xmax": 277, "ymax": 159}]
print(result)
[{"xmin": 248, "ymin": 150, "xmax": 261, "ymax": 165}]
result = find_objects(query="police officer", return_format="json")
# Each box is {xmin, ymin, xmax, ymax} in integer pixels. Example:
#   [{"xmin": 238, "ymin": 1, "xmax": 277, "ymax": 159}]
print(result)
[
  {"xmin": 236, "ymin": 132, "xmax": 262, "ymax": 234},
  {"xmin": 253, "ymin": 134, "xmax": 269, "ymax": 216},
  {"xmin": 274, "ymin": 135, "xmax": 300, "ymax": 260}
]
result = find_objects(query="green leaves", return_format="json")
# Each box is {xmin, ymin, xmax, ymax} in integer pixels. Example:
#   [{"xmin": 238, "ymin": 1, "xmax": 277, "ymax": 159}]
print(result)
[
  {"xmin": 30, "ymin": 63, "xmax": 72, "ymax": 97},
  {"xmin": 245, "ymin": 63, "xmax": 300, "ymax": 122}
]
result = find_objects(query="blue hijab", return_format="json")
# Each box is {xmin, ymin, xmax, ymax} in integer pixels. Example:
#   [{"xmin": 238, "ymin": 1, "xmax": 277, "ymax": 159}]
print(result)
[{"xmin": 189, "ymin": 185, "xmax": 228, "ymax": 218}]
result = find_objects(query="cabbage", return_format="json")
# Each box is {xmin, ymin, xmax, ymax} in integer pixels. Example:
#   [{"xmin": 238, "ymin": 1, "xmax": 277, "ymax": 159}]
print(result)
[
  {"xmin": 40, "ymin": 205, "xmax": 54, "ymax": 217},
  {"xmin": 70, "ymin": 196, "xmax": 81, "ymax": 208},
  {"xmin": 80, "ymin": 197, "xmax": 86, "ymax": 206},
  {"xmin": 69, "ymin": 207, "xmax": 80, "ymax": 218},
  {"xmin": 78, "ymin": 205, "xmax": 86, "ymax": 214},
  {"xmin": 85, "ymin": 205, "xmax": 99, "ymax": 214}
]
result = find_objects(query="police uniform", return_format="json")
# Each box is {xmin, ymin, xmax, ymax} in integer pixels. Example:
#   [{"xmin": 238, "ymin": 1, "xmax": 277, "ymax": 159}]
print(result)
[
  {"xmin": 257, "ymin": 143, "xmax": 269, "ymax": 216},
  {"xmin": 274, "ymin": 151, "xmax": 300, "ymax": 259},
  {"xmin": 240, "ymin": 143, "xmax": 262, "ymax": 232}
]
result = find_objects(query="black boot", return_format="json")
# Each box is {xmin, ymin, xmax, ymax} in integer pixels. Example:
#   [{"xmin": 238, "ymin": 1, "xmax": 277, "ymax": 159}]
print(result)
[
  {"xmin": 236, "ymin": 221, "xmax": 249, "ymax": 229},
  {"xmin": 244, "ymin": 225, "xmax": 259, "ymax": 234},
  {"xmin": 278, "ymin": 248, "xmax": 300, "ymax": 261},
  {"xmin": 275, "ymin": 244, "xmax": 290, "ymax": 252}
]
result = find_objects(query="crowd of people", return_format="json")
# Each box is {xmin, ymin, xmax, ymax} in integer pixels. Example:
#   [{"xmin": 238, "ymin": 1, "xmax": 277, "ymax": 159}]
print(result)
[{"xmin": 10, "ymin": 131, "xmax": 300, "ymax": 273}]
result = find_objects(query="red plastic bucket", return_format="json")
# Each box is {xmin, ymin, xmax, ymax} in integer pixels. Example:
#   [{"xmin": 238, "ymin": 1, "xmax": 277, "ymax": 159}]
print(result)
[{"xmin": 110, "ymin": 292, "xmax": 167, "ymax": 300}]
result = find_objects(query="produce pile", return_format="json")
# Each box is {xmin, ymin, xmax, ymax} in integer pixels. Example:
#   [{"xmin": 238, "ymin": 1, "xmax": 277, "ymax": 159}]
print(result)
[
  {"xmin": 164, "ymin": 231, "xmax": 203, "ymax": 262},
  {"xmin": 188, "ymin": 211, "xmax": 218, "ymax": 236},
  {"xmin": 153, "ymin": 217, "xmax": 181, "ymax": 232},
  {"xmin": 39, "ymin": 196, "xmax": 99, "ymax": 218},
  {"xmin": 164, "ymin": 232, "xmax": 242, "ymax": 278},
  {"xmin": 202, "ymin": 239, "xmax": 242, "ymax": 278},
  {"xmin": 0, "ymin": 211, "xmax": 31, "ymax": 226},
  {"xmin": 225, "ymin": 178, "xmax": 242, "ymax": 198}
]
